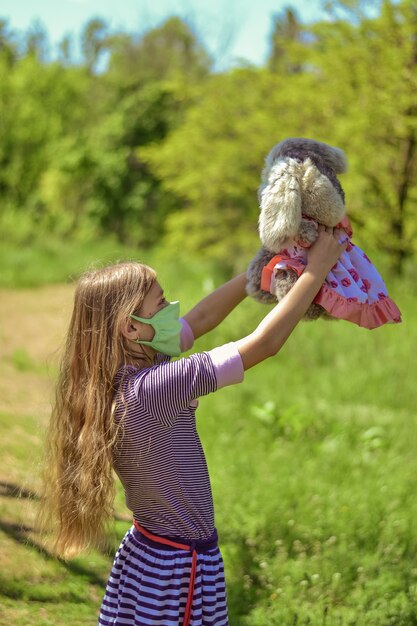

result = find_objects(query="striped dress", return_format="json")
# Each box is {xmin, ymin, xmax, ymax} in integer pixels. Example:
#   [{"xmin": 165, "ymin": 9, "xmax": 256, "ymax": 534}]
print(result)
[{"xmin": 98, "ymin": 320, "xmax": 244, "ymax": 626}]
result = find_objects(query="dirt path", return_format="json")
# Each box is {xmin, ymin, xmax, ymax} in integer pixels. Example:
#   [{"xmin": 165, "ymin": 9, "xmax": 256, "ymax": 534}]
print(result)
[{"xmin": 0, "ymin": 284, "xmax": 74, "ymax": 417}]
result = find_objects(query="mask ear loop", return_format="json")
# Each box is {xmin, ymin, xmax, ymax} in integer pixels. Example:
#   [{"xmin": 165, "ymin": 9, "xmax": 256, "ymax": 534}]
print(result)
[
  {"xmin": 130, "ymin": 314, "xmax": 149, "ymax": 343},
  {"xmin": 128, "ymin": 316, "xmax": 154, "ymax": 365},
  {"xmin": 128, "ymin": 316, "xmax": 142, "ymax": 344}
]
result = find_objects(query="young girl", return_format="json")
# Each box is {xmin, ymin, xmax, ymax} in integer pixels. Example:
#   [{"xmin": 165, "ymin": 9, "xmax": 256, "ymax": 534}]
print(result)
[{"xmin": 39, "ymin": 226, "xmax": 346, "ymax": 626}]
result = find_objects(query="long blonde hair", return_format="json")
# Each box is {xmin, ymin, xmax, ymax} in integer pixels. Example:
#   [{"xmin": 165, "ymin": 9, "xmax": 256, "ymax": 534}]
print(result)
[{"xmin": 37, "ymin": 261, "xmax": 156, "ymax": 558}]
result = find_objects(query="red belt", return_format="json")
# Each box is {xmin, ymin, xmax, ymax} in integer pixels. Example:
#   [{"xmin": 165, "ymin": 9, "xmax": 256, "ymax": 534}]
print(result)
[{"xmin": 133, "ymin": 520, "xmax": 218, "ymax": 626}]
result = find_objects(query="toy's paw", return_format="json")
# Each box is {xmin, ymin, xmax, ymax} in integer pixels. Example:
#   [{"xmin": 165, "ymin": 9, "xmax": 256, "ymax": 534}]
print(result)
[
  {"xmin": 271, "ymin": 267, "xmax": 298, "ymax": 300},
  {"xmin": 295, "ymin": 218, "xmax": 318, "ymax": 248},
  {"xmin": 304, "ymin": 303, "xmax": 326, "ymax": 320},
  {"xmin": 246, "ymin": 247, "xmax": 279, "ymax": 304}
]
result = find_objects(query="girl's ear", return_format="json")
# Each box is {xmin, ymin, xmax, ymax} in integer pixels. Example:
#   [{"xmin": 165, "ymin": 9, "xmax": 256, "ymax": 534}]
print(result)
[
  {"xmin": 120, "ymin": 317, "xmax": 140, "ymax": 341},
  {"xmin": 259, "ymin": 158, "xmax": 302, "ymax": 251}
]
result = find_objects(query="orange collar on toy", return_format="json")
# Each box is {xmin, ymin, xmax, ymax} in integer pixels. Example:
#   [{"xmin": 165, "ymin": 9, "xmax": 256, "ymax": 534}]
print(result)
[
  {"xmin": 261, "ymin": 255, "xmax": 287, "ymax": 292},
  {"xmin": 260, "ymin": 216, "xmax": 353, "ymax": 294}
]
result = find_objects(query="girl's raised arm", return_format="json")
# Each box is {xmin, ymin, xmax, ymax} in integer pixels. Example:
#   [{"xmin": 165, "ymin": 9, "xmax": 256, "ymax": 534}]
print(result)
[
  {"xmin": 183, "ymin": 273, "xmax": 248, "ymax": 339},
  {"xmin": 235, "ymin": 227, "xmax": 347, "ymax": 370}
]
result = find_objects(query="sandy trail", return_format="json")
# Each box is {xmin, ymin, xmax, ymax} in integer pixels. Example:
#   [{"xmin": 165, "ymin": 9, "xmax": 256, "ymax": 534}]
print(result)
[{"xmin": 0, "ymin": 284, "xmax": 74, "ymax": 417}]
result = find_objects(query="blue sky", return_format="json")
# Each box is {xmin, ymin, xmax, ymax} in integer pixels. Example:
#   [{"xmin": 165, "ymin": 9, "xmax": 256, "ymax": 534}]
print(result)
[{"xmin": 1, "ymin": 0, "xmax": 328, "ymax": 69}]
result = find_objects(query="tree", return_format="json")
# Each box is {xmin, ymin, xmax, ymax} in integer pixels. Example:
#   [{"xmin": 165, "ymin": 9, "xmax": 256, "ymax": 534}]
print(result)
[
  {"xmin": 269, "ymin": 7, "xmax": 304, "ymax": 74},
  {"xmin": 107, "ymin": 16, "xmax": 212, "ymax": 87},
  {"xmin": 309, "ymin": 0, "xmax": 417, "ymax": 274},
  {"xmin": 0, "ymin": 49, "xmax": 91, "ymax": 241},
  {"xmin": 0, "ymin": 16, "xmax": 210, "ymax": 247},
  {"xmin": 142, "ymin": 67, "xmax": 326, "ymax": 271},
  {"xmin": 24, "ymin": 19, "xmax": 49, "ymax": 62},
  {"xmin": 0, "ymin": 19, "xmax": 18, "ymax": 66},
  {"xmin": 77, "ymin": 16, "xmax": 213, "ymax": 247},
  {"xmin": 82, "ymin": 82, "xmax": 182, "ymax": 247},
  {"xmin": 81, "ymin": 17, "xmax": 109, "ymax": 73}
]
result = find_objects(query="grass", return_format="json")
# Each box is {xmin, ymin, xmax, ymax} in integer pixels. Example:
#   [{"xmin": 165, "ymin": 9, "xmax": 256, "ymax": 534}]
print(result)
[
  {"xmin": 0, "ymin": 237, "xmax": 155, "ymax": 288},
  {"xmin": 0, "ymin": 254, "xmax": 416, "ymax": 625}
]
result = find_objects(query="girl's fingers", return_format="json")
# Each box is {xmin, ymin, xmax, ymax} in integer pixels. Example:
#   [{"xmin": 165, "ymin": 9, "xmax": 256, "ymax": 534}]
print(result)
[
  {"xmin": 334, "ymin": 228, "xmax": 349, "ymax": 245},
  {"xmin": 317, "ymin": 224, "xmax": 348, "ymax": 247},
  {"xmin": 318, "ymin": 225, "xmax": 333, "ymax": 234}
]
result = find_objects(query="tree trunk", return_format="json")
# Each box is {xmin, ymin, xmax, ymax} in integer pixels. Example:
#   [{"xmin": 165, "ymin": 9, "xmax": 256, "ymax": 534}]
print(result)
[{"xmin": 392, "ymin": 131, "xmax": 416, "ymax": 275}]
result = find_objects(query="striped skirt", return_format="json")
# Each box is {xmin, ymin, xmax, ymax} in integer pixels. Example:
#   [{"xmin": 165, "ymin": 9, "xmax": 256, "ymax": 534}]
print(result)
[{"xmin": 98, "ymin": 525, "xmax": 229, "ymax": 625}]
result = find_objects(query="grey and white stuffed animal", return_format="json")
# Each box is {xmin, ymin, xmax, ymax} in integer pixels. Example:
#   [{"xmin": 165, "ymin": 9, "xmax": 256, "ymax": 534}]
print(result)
[
  {"xmin": 246, "ymin": 137, "xmax": 348, "ymax": 320},
  {"xmin": 246, "ymin": 137, "xmax": 402, "ymax": 328}
]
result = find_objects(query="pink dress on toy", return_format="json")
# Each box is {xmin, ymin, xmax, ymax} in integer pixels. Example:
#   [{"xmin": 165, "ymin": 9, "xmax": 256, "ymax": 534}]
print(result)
[{"xmin": 260, "ymin": 216, "xmax": 402, "ymax": 330}]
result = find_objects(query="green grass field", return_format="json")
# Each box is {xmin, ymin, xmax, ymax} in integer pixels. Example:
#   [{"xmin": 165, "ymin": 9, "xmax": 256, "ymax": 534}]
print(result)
[{"xmin": 0, "ymin": 256, "xmax": 416, "ymax": 625}]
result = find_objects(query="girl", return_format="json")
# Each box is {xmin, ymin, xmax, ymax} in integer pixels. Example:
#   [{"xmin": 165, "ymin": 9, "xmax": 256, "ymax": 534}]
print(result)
[{"xmin": 39, "ymin": 226, "xmax": 346, "ymax": 626}]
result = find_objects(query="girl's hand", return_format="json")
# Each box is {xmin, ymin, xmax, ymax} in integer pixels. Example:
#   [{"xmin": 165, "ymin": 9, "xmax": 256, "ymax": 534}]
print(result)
[
  {"xmin": 306, "ymin": 225, "xmax": 347, "ymax": 278},
  {"xmin": 235, "ymin": 225, "xmax": 348, "ymax": 370}
]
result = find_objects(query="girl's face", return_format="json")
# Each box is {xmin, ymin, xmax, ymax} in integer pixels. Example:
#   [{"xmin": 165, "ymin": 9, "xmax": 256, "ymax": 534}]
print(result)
[
  {"xmin": 123, "ymin": 281, "xmax": 168, "ymax": 359},
  {"xmin": 138, "ymin": 281, "xmax": 168, "ymax": 321}
]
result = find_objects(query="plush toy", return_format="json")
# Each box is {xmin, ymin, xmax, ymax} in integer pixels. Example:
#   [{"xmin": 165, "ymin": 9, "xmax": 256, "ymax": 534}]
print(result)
[{"xmin": 246, "ymin": 138, "xmax": 402, "ymax": 329}]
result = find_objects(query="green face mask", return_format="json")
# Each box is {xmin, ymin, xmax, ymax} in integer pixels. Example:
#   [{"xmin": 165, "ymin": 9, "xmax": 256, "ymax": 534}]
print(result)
[{"xmin": 130, "ymin": 301, "xmax": 182, "ymax": 357}]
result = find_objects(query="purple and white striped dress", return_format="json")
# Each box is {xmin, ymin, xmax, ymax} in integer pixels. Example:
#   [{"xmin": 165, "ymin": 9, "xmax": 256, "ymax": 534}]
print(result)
[{"xmin": 98, "ymin": 320, "xmax": 244, "ymax": 625}]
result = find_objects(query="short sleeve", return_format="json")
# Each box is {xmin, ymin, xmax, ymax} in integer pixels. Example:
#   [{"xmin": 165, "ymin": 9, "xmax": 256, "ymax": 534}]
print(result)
[{"xmin": 134, "ymin": 343, "xmax": 244, "ymax": 426}]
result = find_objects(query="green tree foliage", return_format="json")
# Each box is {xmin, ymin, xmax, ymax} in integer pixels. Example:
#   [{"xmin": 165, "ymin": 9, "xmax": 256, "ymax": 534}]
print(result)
[
  {"xmin": 106, "ymin": 16, "xmax": 212, "ymax": 85},
  {"xmin": 309, "ymin": 0, "xmax": 417, "ymax": 274},
  {"xmin": 0, "ymin": 50, "xmax": 90, "ymax": 240},
  {"xmin": 141, "ymin": 67, "xmax": 325, "ymax": 270},
  {"xmin": 78, "ymin": 16, "xmax": 212, "ymax": 247},
  {"xmin": 269, "ymin": 7, "xmax": 303, "ymax": 74},
  {"xmin": 24, "ymin": 19, "xmax": 49, "ymax": 62},
  {"xmin": 0, "ymin": 19, "xmax": 18, "ymax": 65},
  {"xmin": 144, "ymin": 0, "xmax": 417, "ymax": 274},
  {"xmin": 81, "ymin": 82, "xmax": 183, "ymax": 246},
  {"xmin": 81, "ymin": 17, "xmax": 109, "ymax": 73},
  {"xmin": 1, "ymin": 3, "xmax": 416, "ymax": 274},
  {"xmin": 0, "ymin": 16, "xmax": 210, "ymax": 248}
]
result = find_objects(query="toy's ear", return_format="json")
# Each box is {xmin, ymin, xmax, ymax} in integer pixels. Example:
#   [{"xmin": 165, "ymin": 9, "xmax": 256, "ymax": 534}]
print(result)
[
  {"xmin": 301, "ymin": 158, "xmax": 345, "ymax": 225},
  {"xmin": 259, "ymin": 158, "xmax": 302, "ymax": 251}
]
